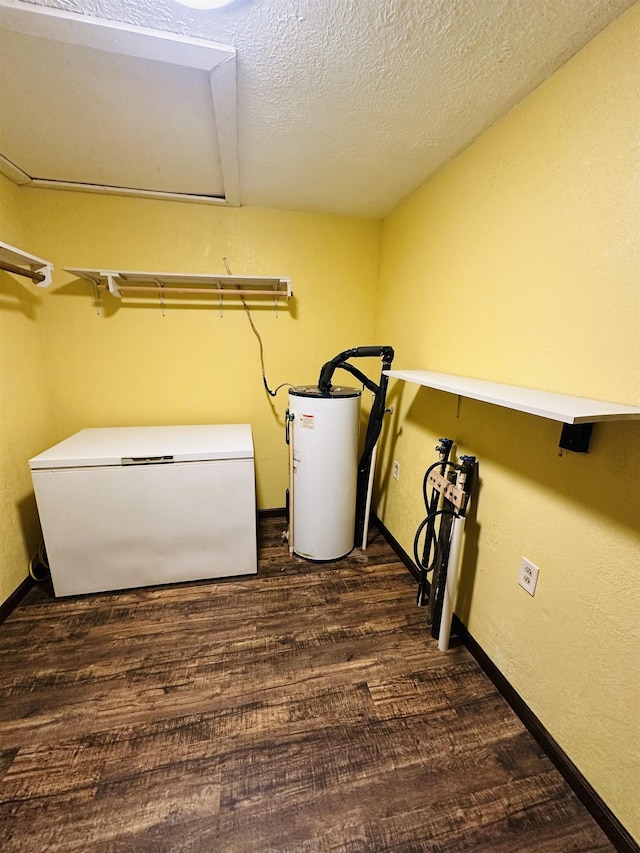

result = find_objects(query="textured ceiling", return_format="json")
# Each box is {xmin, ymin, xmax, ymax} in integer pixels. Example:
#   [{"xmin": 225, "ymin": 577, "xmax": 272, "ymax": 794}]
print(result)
[{"xmin": 3, "ymin": 0, "xmax": 637, "ymax": 217}]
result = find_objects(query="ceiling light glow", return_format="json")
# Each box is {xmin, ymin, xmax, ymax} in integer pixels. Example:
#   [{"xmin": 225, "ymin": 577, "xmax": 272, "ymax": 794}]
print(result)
[{"xmin": 173, "ymin": 0, "xmax": 237, "ymax": 9}]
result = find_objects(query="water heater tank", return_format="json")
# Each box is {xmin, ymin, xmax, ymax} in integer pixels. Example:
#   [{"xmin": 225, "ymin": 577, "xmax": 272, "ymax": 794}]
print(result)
[{"xmin": 288, "ymin": 385, "xmax": 361, "ymax": 561}]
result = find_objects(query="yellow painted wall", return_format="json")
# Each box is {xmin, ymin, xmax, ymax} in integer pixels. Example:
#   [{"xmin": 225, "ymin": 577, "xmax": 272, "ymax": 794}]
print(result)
[
  {"xmin": 0, "ymin": 174, "xmax": 57, "ymax": 605},
  {"xmin": 1, "ymin": 1, "xmax": 638, "ymax": 841},
  {"xmin": 18, "ymin": 189, "xmax": 380, "ymax": 512},
  {"xmin": 375, "ymin": 4, "xmax": 639, "ymax": 840}
]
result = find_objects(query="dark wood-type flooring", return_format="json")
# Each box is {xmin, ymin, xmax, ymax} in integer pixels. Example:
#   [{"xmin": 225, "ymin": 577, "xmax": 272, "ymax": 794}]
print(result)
[{"xmin": 0, "ymin": 518, "xmax": 616, "ymax": 852}]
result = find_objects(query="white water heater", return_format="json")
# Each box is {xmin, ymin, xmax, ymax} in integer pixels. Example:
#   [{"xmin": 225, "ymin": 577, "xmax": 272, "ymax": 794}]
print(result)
[{"xmin": 288, "ymin": 385, "xmax": 361, "ymax": 561}]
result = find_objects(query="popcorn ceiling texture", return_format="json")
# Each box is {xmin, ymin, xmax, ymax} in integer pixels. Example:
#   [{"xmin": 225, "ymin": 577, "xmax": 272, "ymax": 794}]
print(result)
[{"xmin": 17, "ymin": 0, "xmax": 636, "ymax": 217}]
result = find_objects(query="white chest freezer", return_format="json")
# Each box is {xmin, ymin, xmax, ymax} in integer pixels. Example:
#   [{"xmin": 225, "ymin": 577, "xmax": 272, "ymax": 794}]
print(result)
[{"xmin": 29, "ymin": 424, "xmax": 257, "ymax": 597}]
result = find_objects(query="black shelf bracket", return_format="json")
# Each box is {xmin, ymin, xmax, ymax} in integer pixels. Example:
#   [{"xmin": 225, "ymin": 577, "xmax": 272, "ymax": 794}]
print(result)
[{"xmin": 559, "ymin": 423, "xmax": 593, "ymax": 453}]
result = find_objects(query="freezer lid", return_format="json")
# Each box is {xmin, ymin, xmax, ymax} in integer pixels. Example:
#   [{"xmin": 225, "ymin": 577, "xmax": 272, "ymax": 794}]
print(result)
[{"xmin": 29, "ymin": 424, "xmax": 254, "ymax": 470}]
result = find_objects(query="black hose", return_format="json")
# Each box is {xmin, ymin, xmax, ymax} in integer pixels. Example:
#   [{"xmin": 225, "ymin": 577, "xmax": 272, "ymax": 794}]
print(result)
[
  {"xmin": 318, "ymin": 345, "xmax": 394, "ymax": 393},
  {"xmin": 314, "ymin": 345, "xmax": 395, "ymax": 546},
  {"xmin": 330, "ymin": 361, "xmax": 380, "ymax": 396},
  {"xmin": 429, "ymin": 508, "xmax": 455, "ymax": 632},
  {"xmin": 414, "ymin": 459, "xmax": 457, "ymax": 606},
  {"xmin": 412, "ymin": 450, "xmax": 476, "ymax": 636},
  {"xmin": 414, "ymin": 507, "xmax": 457, "ymax": 605},
  {"xmin": 354, "ymin": 365, "xmax": 392, "ymax": 542}
]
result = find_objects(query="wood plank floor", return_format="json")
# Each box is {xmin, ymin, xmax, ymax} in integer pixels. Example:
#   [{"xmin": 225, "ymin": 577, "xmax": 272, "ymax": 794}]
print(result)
[{"xmin": 0, "ymin": 518, "xmax": 615, "ymax": 852}]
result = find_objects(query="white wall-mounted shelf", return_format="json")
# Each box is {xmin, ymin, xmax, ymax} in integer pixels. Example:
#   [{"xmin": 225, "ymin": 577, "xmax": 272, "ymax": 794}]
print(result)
[
  {"xmin": 66, "ymin": 268, "xmax": 292, "ymax": 315},
  {"xmin": 0, "ymin": 240, "xmax": 53, "ymax": 287},
  {"xmin": 385, "ymin": 369, "xmax": 640, "ymax": 424},
  {"xmin": 384, "ymin": 369, "xmax": 640, "ymax": 452}
]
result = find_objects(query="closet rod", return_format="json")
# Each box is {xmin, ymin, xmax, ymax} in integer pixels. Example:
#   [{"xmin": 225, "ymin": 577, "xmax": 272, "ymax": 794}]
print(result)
[
  {"xmin": 0, "ymin": 260, "xmax": 46, "ymax": 284},
  {"xmin": 98, "ymin": 284, "xmax": 288, "ymax": 297}
]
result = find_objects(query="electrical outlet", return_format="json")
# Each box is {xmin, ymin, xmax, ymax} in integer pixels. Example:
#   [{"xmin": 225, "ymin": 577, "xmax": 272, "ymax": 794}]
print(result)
[
  {"xmin": 518, "ymin": 558, "xmax": 539, "ymax": 596},
  {"xmin": 392, "ymin": 460, "xmax": 400, "ymax": 480}
]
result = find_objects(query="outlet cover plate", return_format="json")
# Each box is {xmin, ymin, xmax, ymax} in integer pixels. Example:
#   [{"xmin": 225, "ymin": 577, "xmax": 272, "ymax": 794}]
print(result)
[{"xmin": 518, "ymin": 557, "xmax": 539, "ymax": 596}]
